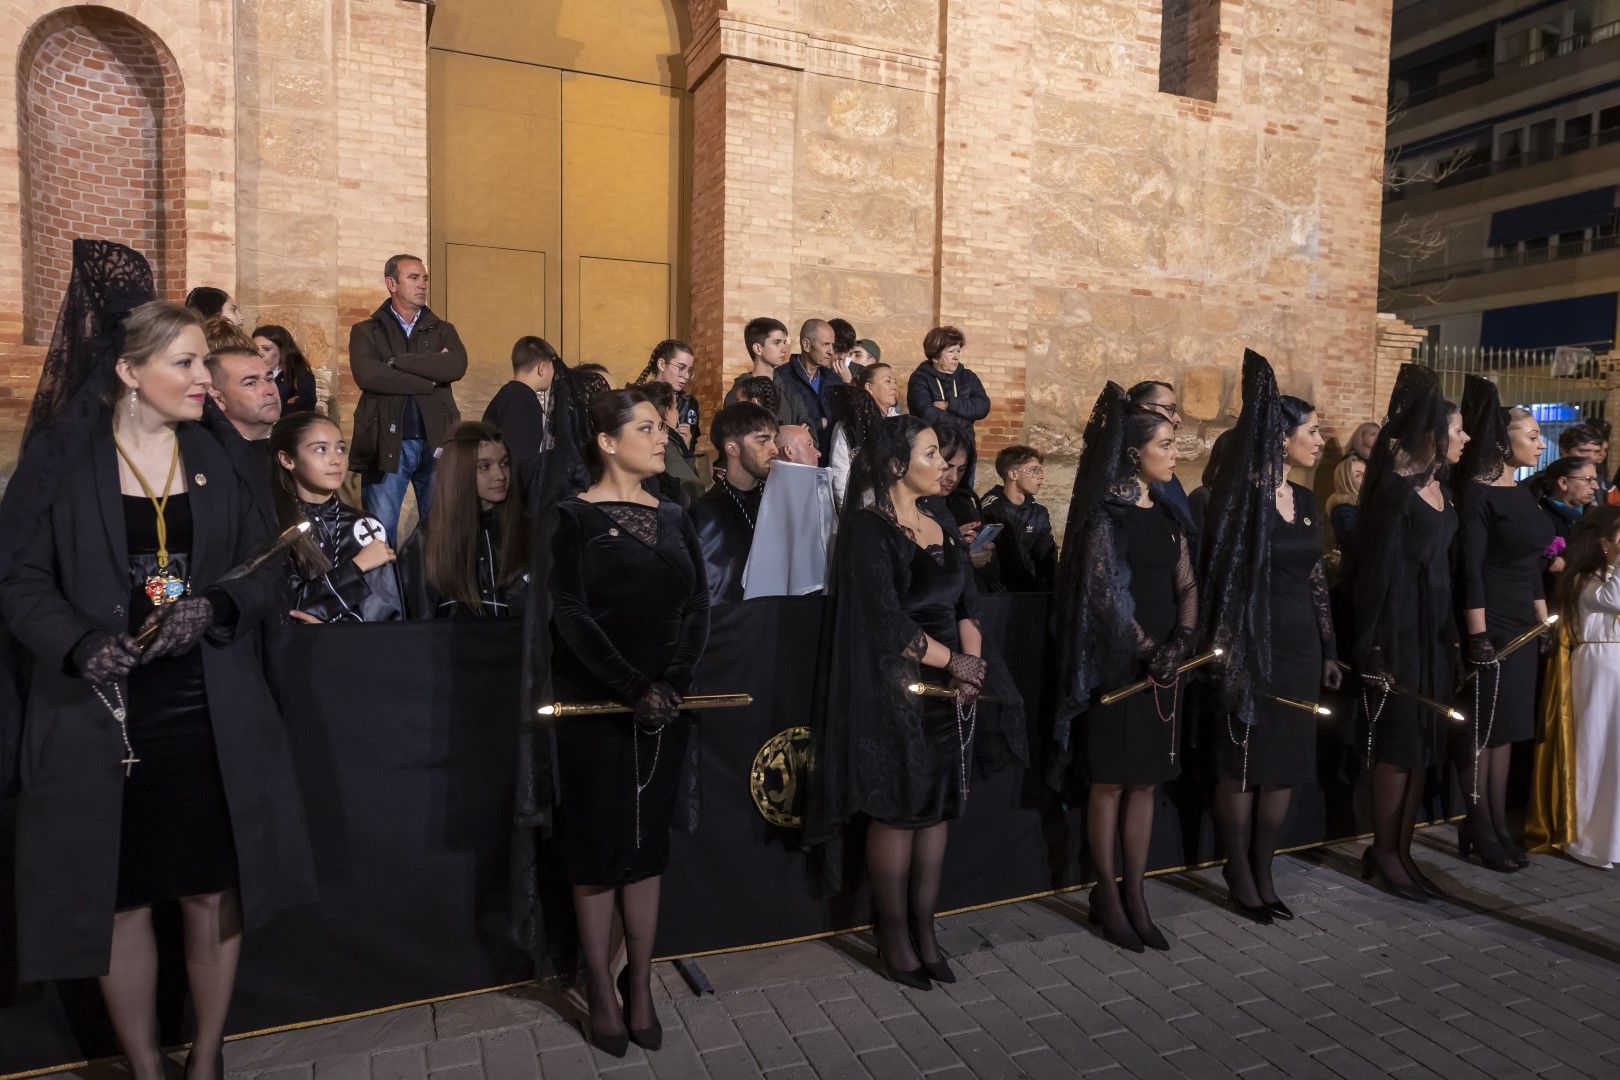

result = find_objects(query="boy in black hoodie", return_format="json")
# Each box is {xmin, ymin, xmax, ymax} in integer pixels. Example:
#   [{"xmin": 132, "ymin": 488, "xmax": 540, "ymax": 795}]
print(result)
[{"xmin": 980, "ymin": 445, "xmax": 1057, "ymax": 591}]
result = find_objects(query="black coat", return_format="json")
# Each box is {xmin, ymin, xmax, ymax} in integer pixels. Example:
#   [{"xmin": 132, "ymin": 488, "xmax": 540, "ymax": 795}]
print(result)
[
  {"xmin": 0, "ymin": 424, "xmax": 315, "ymax": 980},
  {"xmin": 285, "ymin": 497, "xmax": 405, "ymax": 623},
  {"xmin": 906, "ymin": 361, "xmax": 990, "ymax": 477},
  {"xmin": 688, "ymin": 481, "xmax": 761, "ymax": 605}
]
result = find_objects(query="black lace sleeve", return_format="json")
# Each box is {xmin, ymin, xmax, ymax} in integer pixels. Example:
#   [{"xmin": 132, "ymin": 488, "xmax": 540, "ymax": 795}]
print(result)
[
  {"xmin": 1167, "ymin": 526, "xmax": 1199, "ymax": 647},
  {"xmin": 1309, "ymin": 558, "xmax": 1337, "ymax": 662}
]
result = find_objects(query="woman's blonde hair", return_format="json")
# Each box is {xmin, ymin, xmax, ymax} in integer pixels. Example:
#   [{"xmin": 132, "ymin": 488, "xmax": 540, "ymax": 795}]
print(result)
[
  {"xmin": 108, "ymin": 301, "xmax": 204, "ymax": 404},
  {"xmin": 1324, "ymin": 453, "xmax": 1363, "ymax": 516}
]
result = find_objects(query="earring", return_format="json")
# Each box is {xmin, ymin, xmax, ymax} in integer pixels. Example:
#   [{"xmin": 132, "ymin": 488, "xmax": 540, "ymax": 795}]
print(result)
[{"xmin": 128, "ymin": 389, "xmax": 137, "ymax": 417}]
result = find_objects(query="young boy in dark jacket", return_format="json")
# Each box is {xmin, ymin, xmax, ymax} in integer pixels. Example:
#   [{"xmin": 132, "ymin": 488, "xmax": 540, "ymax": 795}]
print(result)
[{"xmin": 980, "ymin": 445, "xmax": 1057, "ymax": 591}]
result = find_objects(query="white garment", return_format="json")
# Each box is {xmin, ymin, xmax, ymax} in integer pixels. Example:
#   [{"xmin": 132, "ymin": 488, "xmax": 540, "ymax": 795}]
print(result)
[
  {"xmin": 1569, "ymin": 562, "xmax": 1620, "ymax": 869},
  {"xmin": 829, "ymin": 424, "xmax": 853, "ymax": 508},
  {"xmin": 742, "ymin": 460, "xmax": 836, "ymax": 599}
]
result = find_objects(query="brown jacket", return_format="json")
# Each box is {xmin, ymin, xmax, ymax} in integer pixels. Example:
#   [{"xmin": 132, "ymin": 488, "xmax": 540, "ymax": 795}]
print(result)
[{"xmin": 348, "ymin": 301, "xmax": 467, "ymax": 475}]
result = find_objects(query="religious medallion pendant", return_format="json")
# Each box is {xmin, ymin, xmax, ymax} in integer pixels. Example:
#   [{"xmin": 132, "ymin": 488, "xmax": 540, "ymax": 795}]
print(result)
[{"xmin": 143, "ymin": 571, "xmax": 190, "ymax": 606}]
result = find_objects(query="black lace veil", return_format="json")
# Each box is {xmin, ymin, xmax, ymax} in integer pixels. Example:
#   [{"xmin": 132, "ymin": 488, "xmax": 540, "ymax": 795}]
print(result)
[
  {"xmin": 1201, "ymin": 349, "xmax": 1284, "ymax": 728},
  {"xmin": 1457, "ymin": 375, "xmax": 1509, "ymax": 485},
  {"xmin": 1, "ymin": 240, "xmax": 155, "ymax": 582}
]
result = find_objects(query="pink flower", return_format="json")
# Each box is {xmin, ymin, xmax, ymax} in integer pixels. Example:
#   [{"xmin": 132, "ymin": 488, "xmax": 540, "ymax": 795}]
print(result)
[{"xmin": 1546, "ymin": 536, "xmax": 1567, "ymax": 559}]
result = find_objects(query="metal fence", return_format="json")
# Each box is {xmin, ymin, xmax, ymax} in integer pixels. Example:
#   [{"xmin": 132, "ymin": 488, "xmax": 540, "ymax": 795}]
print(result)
[{"xmin": 1415, "ymin": 342, "xmax": 1610, "ymax": 471}]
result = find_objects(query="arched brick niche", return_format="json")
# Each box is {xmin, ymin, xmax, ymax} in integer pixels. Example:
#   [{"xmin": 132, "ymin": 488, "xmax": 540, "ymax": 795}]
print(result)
[{"xmin": 17, "ymin": 6, "xmax": 183, "ymax": 343}]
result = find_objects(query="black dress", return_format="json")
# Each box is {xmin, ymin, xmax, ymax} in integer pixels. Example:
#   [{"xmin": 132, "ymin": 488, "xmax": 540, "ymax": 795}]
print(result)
[
  {"xmin": 1456, "ymin": 483, "xmax": 1554, "ymax": 746},
  {"xmin": 1216, "ymin": 485, "xmax": 1335, "ymax": 787},
  {"xmin": 1082, "ymin": 501, "xmax": 1194, "ymax": 786},
  {"xmin": 119, "ymin": 496, "xmax": 238, "ymax": 908},
  {"xmin": 1353, "ymin": 481, "xmax": 1458, "ymax": 769},
  {"xmin": 548, "ymin": 498, "xmax": 709, "ymax": 886}
]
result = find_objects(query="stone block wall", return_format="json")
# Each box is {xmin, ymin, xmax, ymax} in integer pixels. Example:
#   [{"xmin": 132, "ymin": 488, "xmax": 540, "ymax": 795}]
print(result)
[
  {"xmin": 0, "ymin": 0, "xmax": 426, "ymax": 478},
  {"xmin": 689, "ymin": 0, "xmax": 1396, "ymax": 490}
]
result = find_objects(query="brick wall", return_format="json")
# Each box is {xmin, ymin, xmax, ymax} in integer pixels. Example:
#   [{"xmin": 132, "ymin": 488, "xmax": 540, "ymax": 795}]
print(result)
[{"xmin": 18, "ymin": 9, "xmax": 184, "ymax": 343}]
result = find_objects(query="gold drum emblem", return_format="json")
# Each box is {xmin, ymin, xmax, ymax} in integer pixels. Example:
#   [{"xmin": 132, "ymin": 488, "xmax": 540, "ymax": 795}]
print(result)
[{"xmin": 750, "ymin": 726, "xmax": 811, "ymax": 828}]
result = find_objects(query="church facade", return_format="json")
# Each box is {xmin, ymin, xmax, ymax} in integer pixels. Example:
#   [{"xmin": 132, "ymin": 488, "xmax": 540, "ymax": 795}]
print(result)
[{"xmin": 0, "ymin": 0, "xmax": 1395, "ymax": 480}]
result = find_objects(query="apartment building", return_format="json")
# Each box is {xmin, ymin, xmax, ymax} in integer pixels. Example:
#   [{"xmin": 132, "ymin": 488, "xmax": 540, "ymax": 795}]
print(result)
[{"xmin": 1383, "ymin": 0, "xmax": 1620, "ymax": 354}]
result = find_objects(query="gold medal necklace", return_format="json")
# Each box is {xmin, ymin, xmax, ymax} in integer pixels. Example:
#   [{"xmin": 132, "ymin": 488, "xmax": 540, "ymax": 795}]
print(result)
[{"xmin": 114, "ymin": 434, "xmax": 188, "ymax": 605}]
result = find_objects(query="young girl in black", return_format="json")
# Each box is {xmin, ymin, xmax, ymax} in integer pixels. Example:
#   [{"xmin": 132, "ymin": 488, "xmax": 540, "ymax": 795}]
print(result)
[
  {"xmin": 270, "ymin": 412, "xmax": 404, "ymax": 623},
  {"xmin": 401, "ymin": 421, "xmax": 530, "ymax": 618}
]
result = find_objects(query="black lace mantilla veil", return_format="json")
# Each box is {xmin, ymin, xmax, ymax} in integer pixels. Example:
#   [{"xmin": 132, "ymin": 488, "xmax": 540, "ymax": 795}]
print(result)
[
  {"xmin": 803, "ymin": 415, "xmax": 1026, "ymax": 884},
  {"xmin": 1201, "ymin": 349, "xmax": 1284, "ymax": 728},
  {"xmin": 1457, "ymin": 374, "xmax": 1509, "ymax": 486},
  {"xmin": 1348, "ymin": 361, "xmax": 1452, "ymax": 667},
  {"xmin": 0, "ymin": 240, "xmax": 155, "ymax": 794}
]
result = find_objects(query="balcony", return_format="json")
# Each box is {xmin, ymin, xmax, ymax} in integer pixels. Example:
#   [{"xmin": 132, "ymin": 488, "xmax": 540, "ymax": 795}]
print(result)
[
  {"xmin": 1386, "ymin": 126, "xmax": 1620, "ymax": 203},
  {"xmin": 1386, "ymin": 232, "xmax": 1620, "ymax": 303},
  {"xmin": 1397, "ymin": 19, "xmax": 1620, "ymax": 109}
]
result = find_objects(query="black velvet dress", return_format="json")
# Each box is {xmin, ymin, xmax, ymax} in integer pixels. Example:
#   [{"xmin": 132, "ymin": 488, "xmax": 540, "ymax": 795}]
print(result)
[
  {"xmin": 1456, "ymin": 483, "xmax": 1553, "ymax": 746},
  {"xmin": 119, "ymin": 495, "xmax": 238, "ymax": 909},
  {"xmin": 548, "ymin": 498, "xmax": 709, "ymax": 886},
  {"xmin": 1216, "ymin": 485, "xmax": 1335, "ymax": 787},
  {"xmin": 1353, "ymin": 481, "xmax": 1459, "ymax": 769},
  {"xmin": 1082, "ymin": 501, "xmax": 1194, "ymax": 786}
]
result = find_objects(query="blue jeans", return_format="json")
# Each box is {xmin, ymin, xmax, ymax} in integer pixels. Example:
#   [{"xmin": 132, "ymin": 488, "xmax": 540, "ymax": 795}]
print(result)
[{"xmin": 361, "ymin": 437, "xmax": 435, "ymax": 545}]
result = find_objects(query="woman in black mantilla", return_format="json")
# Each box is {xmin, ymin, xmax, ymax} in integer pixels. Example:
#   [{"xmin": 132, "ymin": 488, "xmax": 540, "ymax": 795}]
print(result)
[
  {"xmin": 1453, "ymin": 376, "xmax": 1553, "ymax": 871},
  {"xmin": 1350, "ymin": 363, "xmax": 1468, "ymax": 902},
  {"xmin": 0, "ymin": 243, "xmax": 313, "ymax": 1080},
  {"xmin": 806, "ymin": 415, "xmax": 1024, "ymax": 989},
  {"xmin": 547, "ymin": 388, "xmax": 709, "ymax": 1057},
  {"xmin": 1051, "ymin": 384, "xmax": 1197, "ymax": 953},
  {"xmin": 1202, "ymin": 351, "xmax": 1341, "ymax": 924}
]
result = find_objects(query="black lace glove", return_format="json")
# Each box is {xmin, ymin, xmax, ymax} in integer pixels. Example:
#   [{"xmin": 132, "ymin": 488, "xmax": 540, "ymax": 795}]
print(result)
[
  {"xmin": 1147, "ymin": 639, "xmax": 1187, "ymax": 684},
  {"xmin": 1321, "ymin": 660, "xmax": 1343, "ymax": 692},
  {"xmin": 137, "ymin": 597, "xmax": 215, "ymax": 661},
  {"xmin": 633, "ymin": 681, "xmax": 682, "ymax": 731},
  {"xmin": 79, "ymin": 633, "xmax": 141, "ymax": 685},
  {"xmin": 1465, "ymin": 632, "xmax": 1496, "ymax": 665},
  {"xmin": 1360, "ymin": 648, "xmax": 1393, "ymax": 691},
  {"xmin": 1539, "ymin": 625, "xmax": 1556, "ymax": 657},
  {"xmin": 945, "ymin": 651, "xmax": 986, "ymax": 690}
]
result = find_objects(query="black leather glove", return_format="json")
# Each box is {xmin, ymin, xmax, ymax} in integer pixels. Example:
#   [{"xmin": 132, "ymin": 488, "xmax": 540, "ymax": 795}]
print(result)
[
  {"xmin": 1321, "ymin": 660, "xmax": 1343, "ymax": 692},
  {"xmin": 1539, "ymin": 626, "xmax": 1556, "ymax": 657},
  {"xmin": 79, "ymin": 633, "xmax": 141, "ymax": 685},
  {"xmin": 945, "ymin": 652, "xmax": 986, "ymax": 691},
  {"xmin": 633, "ymin": 681, "xmax": 682, "ymax": 731},
  {"xmin": 138, "ymin": 597, "xmax": 215, "ymax": 661},
  {"xmin": 1464, "ymin": 632, "xmax": 1496, "ymax": 665}
]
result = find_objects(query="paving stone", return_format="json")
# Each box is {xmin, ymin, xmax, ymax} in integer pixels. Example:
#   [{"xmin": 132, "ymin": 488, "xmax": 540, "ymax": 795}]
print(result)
[
  {"xmin": 854, "ymin": 1045, "xmax": 923, "ymax": 1080},
  {"xmin": 960, "ymin": 997, "xmax": 1044, "ymax": 1055},
  {"xmin": 536, "ymin": 1042, "xmax": 599, "ymax": 1078},
  {"xmin": 424, "ymin": 1067, "xmax": 483, "ymax": 1080},
  {"xmin": 942, "ymin": 1029, "xmax": 1026, "ymax": 1080},
  {"xmin": 732, "ymin": 1012, "xmax": 802, "ymax": 1071},
  {"xmin": 849, "ymin": 976, "xmax": 918, "ymax": 1022},
  {"xmin": 818, "ymin": 995, "xmax": 895, "ymax": 1053},
  {"xmin": 761, "ymin": 984, "xmax": 831, "ymax": 1037},
  {"xmin": 425, "ymin": 1037, "xmax": 481, "ymax": 1073},
  {"xmin": 695, "ymin": 1046, "xmax": 759, "ymax": 1080},
  {"xmin": 642, "ymin": 1029, "xmax": 707, "ymax": 1080},
  {"xmin": 675, "ymin": 998, "xmax": 744, "ymax": 1053},
  {"xmin": 370, "ymin": 1049, "xmax": 428, "ymax": 1080},
  {"xmin": 885, "ymin": 1011, "xmax": 963, "ymax": 1072},
  {"xmin": 793, "ymin": 1030, "xmax": 869, "ymax": 1080},
  {"xmin": 1007, "ymin": 1045, "xmax": 1081, "ymax": 1080},
  {"xmin": 1101, "ymin": 998, "xmax": 1194, "ymax": 1056},
  {"xmin": 1090, "ymin": 1029, "xmax": 1182, "ymax": 1080},
  {"xmin": 1165, "ymin": 1014, "xmax": 1269, "ymax": 1074},
  {"xmin": 308, "ymin": 1059, "xmax": 365, "ymax": 1080}
]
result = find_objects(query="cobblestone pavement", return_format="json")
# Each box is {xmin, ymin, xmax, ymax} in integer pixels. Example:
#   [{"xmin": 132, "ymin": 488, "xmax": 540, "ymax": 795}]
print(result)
[{"xmin": 47, "ymin": 829, "xmax": 1620, "ymax": 1079}]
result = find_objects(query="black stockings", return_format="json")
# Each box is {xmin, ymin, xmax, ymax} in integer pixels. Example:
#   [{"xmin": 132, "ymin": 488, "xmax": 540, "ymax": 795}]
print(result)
[
  {"xmin": 867, "ymin": 821, "xmax": 949, "ymax": 971},
  {"xmin": 98, "ymin": 891, "xmax": 242, "ymax": 1080},
  {"xmin": 1214, "ymin": 781, "xmax": 1295, "ymax": 906},
  {"xmin": 1088, "ymin": 784, "xmax": 1159, "ymax": 935},
  {"xmin": 572, "ymin": 877, "xmax": 662, "ymax": 1037},
  {"xmin": 1455, "ymin": 739, "xmax": 1515, "ymax": 856},
  {"xmin": 1370, "ymin": 762, "xmax": 1425, "ymax": 885}
]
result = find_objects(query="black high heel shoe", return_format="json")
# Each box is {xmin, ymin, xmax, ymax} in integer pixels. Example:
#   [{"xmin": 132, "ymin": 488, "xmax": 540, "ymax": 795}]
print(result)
[
  {"xmin": 874, "ymin": 925, "xmax": 932, "ymax": 990},
  {"xmin": 582, "ymin": 981, "xmax": 629, "ymax": 1059},
  {"xmin": 1262, "ymin": 899, "xmax": 1295, "ymax": 921},
  {"xmin": 182, "ymin": 1045, "xmax": 225, "ymax": 1080},
  {"xmin": 1088, "ymin": 887, "xmax": 1144, "ymax": 953},
  {"xmin": 1123, "ymin": 903, "xmax": 1171, "ymax": 951},
  {"xmin": 617, "ymin": 967, "xmax": 663, "ymax": 1051},
  {"xmin": 1361, "ymin": 848, "xmax": 1429, "ymax": 904},
  {"xmin": 1458, "ymin": 817, "xmax": 1520, "ymax": 874},
  {"xmin": 909, "ymin": 925, "xmax": 956, "ymax": 985},
  {"xmin": 1221, "ymin": 867, "xmax": 1274, "ymax": 926}
]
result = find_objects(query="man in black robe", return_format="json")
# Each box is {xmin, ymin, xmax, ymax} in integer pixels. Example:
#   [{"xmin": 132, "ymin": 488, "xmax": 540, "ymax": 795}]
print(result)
[{"xmin": 688, "ymin": 403, "xmax": 778, "ymax": 605}]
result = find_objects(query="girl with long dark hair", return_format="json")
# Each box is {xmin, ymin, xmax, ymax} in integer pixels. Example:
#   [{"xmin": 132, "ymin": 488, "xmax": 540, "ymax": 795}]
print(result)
[
  {"xmin": 807, "ymin": 414, "xmax": 1024, "ymax": 987},
  {"xmin": 1453, "ymin": 376, "xmax": 1552, "ymax": 871},
  {"xmin": 1051, "ymin": 384, "xmax": 1197, "ymax": 952},
  {"xmin": 1556, "ymin": 506, "xmax": 1620, "ymax": 868},
  {"xmin": 547, "ymin": 388, "xmax": 709, "ymax": 1056},
  {"xmin": 1350, "ymin": 363, "xmax": 1468, "ymax": 902},
  {"xmin": 270, "ymin": 412, "xmax": 404, "ymax": 623},
  {"xmin": 251, "ymin": 324, "xmax": 318, "ymax": 415},
  {"xmin": 400, "ymin": 421, "xmax": 530, "ymax": 618},
  {"xmin": 1202, "ymin": 351, "xmax": 1340, "ymax": 923}
]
